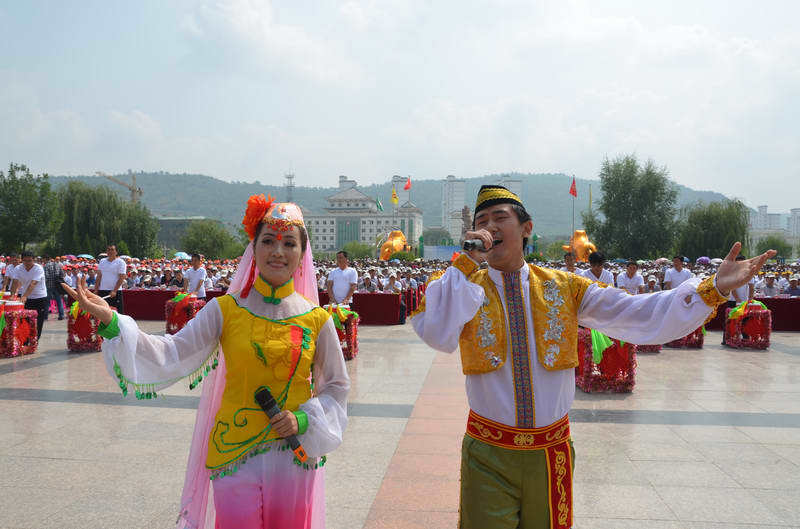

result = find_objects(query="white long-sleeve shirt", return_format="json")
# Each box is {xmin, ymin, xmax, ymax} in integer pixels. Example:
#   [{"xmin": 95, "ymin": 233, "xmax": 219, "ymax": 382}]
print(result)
[{"xmin": 412, "ymin": 261, "xmax": 717, "ymax": 428}]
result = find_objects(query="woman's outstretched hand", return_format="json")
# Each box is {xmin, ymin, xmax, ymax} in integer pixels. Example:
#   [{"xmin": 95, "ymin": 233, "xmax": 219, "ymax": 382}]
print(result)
[
  {"xmin": 61, "ymin": 276, "xmax": 114, "ymax": 325},
  {"xmin": 715, "ymin": 242, "xmax": 776, "ymax": 296}
]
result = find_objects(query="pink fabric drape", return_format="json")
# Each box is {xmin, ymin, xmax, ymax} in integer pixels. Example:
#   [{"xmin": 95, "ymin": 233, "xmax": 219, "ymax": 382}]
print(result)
[{"xmin": 177, "ymin": 236, "xmax": 317, "ymax": 529}]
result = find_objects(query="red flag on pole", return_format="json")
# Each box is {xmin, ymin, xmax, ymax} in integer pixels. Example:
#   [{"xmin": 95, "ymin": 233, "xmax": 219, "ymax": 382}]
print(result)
[
  {"xmin": 569, "ymin": 177, "xmax": 577, "ymax": 197},
  {"xmin": 404, "ymin": 176, "xmax": 412, "ymax": 190}
]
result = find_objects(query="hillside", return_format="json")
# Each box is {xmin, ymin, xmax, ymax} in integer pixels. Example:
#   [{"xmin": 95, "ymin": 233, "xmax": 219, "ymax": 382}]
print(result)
[{"xmin": 49, "ymin": 172, "xmax": 731, "ymax": 237}]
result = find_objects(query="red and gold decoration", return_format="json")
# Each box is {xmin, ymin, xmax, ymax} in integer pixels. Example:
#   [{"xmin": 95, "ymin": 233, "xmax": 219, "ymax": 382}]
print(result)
[
  {"xmin": 67, "ymin": 300, "xmax": 112, "ymax": 352},
  {"xmin": 561, "ymin": 230, "xmax": 597, "ymax": 262},
  {"xmin": 575, "ymin": 327, "xmax": 636, "ymax": 393},
  {"xmin": 0, "ymin": 301, "xmax": 37, "ymax": 357},
  {"xmin": 724, "ymin": 301, "xmax": 771, "ymax": 349},
  {"xmin": 166, "ymin": 293, "xmax": 206, "ymax": 335},
  {"xmin": 325, "ymin": 304, "xmax": 359, "ymax": 360},
  {"xmin": 465, "ymin": 410, "xmax": 573, "ymax": 529}
]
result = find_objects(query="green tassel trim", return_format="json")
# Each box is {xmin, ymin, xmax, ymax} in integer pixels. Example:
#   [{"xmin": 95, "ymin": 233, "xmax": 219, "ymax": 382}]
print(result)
[
  {"xmin": 209, "ymin": 443, "xmax": 326, "ymax": 480},
  {"xmin": 112, "ymin": 348, "xmax": 220, "ymax": 399}
]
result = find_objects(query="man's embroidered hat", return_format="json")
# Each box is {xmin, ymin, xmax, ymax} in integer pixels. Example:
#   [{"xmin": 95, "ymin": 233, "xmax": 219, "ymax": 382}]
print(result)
[
  {"xmin": 242, "ymin": 194, "xmax": 305, "ymax": 240},
  {"xmin": 474, "ymin": 184, "xmax": 524, "ymax": 214}
]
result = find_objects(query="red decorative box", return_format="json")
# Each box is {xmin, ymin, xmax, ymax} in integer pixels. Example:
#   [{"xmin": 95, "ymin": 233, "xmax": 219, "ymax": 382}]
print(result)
[
  {"xmin": 724, "ymin": 305, "xmax": 771, "ymax": 349},
  {"xmin": 637, "ymin": 344, "xmax": 662, "ymax": 353},
  {"xmin": 575, "ymin": 328, "xmax": 636, "ymax": 393},
  {"xmin": 336, "ymin": 313, "xmax": 359, "ymax": 361},
  {"xmin": 67, "ymin": 309, "xmax": 115, "ymax": 352},
  {"xmin": 165, "ymin": 297, "xmax": 206, "ymax": 335},
  {"xmin": 0, "ymin": 308, "xmax": 38, "ymax": 357},
  {"xmin": 664, "ymin": 327, "xmax": 705, "ymax": 349}
]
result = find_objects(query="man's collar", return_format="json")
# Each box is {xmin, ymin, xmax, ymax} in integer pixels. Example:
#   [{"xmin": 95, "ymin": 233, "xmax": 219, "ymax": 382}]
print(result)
[
  {"xmin": 253, "ymin": 275, "xmax": 295, "ymax": 305},
  {"xmin": 487, "ymin": 260, "xmax": 528, "ymax": 283}
]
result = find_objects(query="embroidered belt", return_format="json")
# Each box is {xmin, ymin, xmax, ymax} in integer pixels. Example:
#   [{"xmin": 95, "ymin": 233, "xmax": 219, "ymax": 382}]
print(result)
[{"xmin": 465, "ymin": 410, "xmax": 570, "ymax": 450}]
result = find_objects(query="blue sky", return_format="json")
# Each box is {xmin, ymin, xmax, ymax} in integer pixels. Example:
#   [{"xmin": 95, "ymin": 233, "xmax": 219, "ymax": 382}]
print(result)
[{"xmin": 2, "ymin": 1, "xmax": 798, "ymax": 211}]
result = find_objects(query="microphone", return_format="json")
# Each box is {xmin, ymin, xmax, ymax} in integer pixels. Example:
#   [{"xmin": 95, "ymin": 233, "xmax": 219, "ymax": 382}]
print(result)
[
  {"xmin": 254, "ymin": 387, "xmax": 308, "ymax": 463},
  {"xmin": 463, "ymin": 239, "xmax": 500, "ymax": 251}
]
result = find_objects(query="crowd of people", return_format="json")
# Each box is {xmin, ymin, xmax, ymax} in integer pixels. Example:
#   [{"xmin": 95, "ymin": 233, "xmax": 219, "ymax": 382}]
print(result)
[{"xmin": 2, "ymin": 247, "xmax": 799, "ymax": 320}]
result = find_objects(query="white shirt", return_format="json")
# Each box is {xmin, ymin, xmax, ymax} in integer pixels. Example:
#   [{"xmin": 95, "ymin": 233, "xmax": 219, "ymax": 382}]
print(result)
[
  {"xmin": 581, "ymin": 267, "xmax": 615, "ymax": 285},
  {"xmin": 184, "ymin": 267, "xmax": 208, "ymax": 298},
  {"xmin": 664, "ymin": 267, "xmax": 694, "ymax": 289},
  {"xmin": 327, "ymin": 267, "xmax": 358, "ymax": 303},
  {"xmin": 4, "ymin": 264, "xmax": 17, "ymax": 290},
  {"xmin": 412, "ymin": 260, "xmax": 716, "ymax": 428},
  {"xmin": 616, "ymin": 272, "xmax": 645, "ymax": 294},
  {"xmin": 98, "ymin": 258, "xmax": 127, "ymax": 291},
  {"xmin": 14, "ymin": 263, "xmax": 47, "ymax": 299},
  {"xmin": 730, "ymin": 277, "xmax": 755, "ymax": 303}
]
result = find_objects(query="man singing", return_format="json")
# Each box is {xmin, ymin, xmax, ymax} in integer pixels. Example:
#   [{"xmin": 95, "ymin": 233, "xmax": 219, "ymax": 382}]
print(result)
[{"xmin": 411, "ymin": 185, "xmax": 774, "ymax": 529}]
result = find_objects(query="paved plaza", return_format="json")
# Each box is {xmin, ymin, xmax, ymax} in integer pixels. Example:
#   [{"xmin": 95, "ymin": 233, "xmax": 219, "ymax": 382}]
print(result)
[{"xmin": 1, "ymin": 320, "xmax": 800, "ymax": 529}]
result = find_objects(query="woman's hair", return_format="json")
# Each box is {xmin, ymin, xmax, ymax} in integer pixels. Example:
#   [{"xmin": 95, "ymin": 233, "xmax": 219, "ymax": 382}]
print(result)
[{"xmin": 254, "ymin": 222, "xmax": 308, "ymax": 253}]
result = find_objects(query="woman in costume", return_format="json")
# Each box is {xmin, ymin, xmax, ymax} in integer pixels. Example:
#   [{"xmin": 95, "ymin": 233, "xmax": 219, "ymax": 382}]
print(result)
[{"xmin": 63, "ymin": 195, "xmax": 349, "ymax": 529}]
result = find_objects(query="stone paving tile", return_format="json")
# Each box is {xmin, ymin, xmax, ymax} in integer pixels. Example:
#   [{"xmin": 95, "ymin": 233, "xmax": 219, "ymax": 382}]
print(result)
[{"xmin": 3, "ymin": 320, "xmax": 800, "ymax": 528}]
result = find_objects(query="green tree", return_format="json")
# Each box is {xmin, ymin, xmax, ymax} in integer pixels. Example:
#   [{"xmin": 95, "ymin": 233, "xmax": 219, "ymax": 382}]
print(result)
[
  {"xmin": 55, "ymin": 181, "xmax": 159, "ymax": 256},
  {"xmin": 675, "ymin": 200, "xmax": 749, "ymax": 259},
  {"xmin": 181, "ymin": 219, "xmax": 242, "ymax": 259},
  {"xmin": 421, "ymin": 227, "xmax": 453, "ymax": 245},
  {"xmin": 387, "ymin": 251, "xmax": 415, "ymax": 261},
  {"xmin": 756, "ymin": 235, "xmax": 792, "ymax": 259},
  {"xmin": 342, "ymin": 240, "xmax": 375, "ymax": 259},
  {"xmin": 582, "ymin": 154, "xmax": 678, "ymax": 259},
  {"xmin": 0, "ymin": 163, "xmax": 60, "ymax": 252},
  {"xmin": 544, "ymin": 240, "xmax": 567, "ymax": 260}
]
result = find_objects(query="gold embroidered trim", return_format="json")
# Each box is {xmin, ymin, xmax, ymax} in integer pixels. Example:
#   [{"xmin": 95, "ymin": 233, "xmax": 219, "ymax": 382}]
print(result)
[
  {"xmin": 451, "ymin": 253, "xmax": 478, "ymax": 278},
  {"xmin": 476, "ymin": 188, "xmax": 523, "ymax": 208},
  {"xmin": 698, "ymin": 274, "xmax": 728, "ymax": 325}
]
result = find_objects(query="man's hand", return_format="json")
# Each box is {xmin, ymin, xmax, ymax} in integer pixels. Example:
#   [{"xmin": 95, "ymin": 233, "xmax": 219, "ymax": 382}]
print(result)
[
  {"xmin": 715, "ymin": 242, "xmax": 776, "ymax": 296},
  {"xmin": 110, "ymin": 290, "xmax": 117, "ymax": 298},
  {"xmin": 269, "ymin": 410, "xmax": 299, "ymax": 438},
  {"xmin": 464, "ymin": 229, "xmax": 493, "ymax": 263},
  {"xmin": 20, "ymin": 296, "xmax": 27, "ymax": 304}
]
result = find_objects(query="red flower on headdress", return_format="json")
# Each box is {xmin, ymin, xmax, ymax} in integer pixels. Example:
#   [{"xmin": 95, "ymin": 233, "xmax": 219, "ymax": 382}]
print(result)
[{"xmin": 242, "ymin": 194, "xmax": 275, "ymax": 240}]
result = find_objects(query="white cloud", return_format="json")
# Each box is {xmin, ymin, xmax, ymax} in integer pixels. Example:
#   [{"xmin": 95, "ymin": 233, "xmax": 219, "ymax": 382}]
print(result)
[{"xmin": 184, "ymin": 0, "xmax": 361, "ymax": 84}]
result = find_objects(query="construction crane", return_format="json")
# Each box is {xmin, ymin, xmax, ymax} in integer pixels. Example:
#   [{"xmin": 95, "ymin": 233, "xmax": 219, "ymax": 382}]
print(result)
[{"xmin": 96, "ymin": 171, "xmax": 143, "ymax": 203}]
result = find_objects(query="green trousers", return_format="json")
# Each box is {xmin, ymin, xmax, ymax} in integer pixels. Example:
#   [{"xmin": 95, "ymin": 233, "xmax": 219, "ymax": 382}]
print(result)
[{"xmin": 459, "ymin": 435, "xmax": 575, "ymax": 529}]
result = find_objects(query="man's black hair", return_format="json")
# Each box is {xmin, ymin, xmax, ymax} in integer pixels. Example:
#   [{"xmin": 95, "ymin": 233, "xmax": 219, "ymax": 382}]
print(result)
[
  {"xmin": 564, "ymin": 252, "xmax": 575, "ymax": 260},
  {"xmin": 588, "ymin": 252, "xmax": 605, "ymax": 265},
  {"xmin": 21, "ymin": 250, "xmax": 34, "ymax": 259},
  {"xmin": 337, "ymin": 250, "xmax": 349, "ymax": 259},
  {"xmin": 472, "ymin": 203, "xmax": 532, "ymax": 249},
  {"xmin": 626, "ymin": 259, "xmax": 638, "ymax": 267},
  {"xmin": 191, "ymin": 253, "xmax": 201, "ymax": 260},
  {"xmin": 672, "ymin": 255, "xmax": 683, "ymax": 261}
]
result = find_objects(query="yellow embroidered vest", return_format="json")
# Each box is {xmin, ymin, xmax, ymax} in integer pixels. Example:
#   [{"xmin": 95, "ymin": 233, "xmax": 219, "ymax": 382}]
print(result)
[
  {"xmin": 453, "ymin": 255, "xmax": 593, "ymax": 375},
  {"xmin": 206, "ymin": 288, "xmax": 330, "ymax": 474}
]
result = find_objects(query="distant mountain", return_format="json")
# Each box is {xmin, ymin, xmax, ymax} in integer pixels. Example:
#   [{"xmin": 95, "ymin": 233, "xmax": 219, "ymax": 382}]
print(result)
[{"xmin": 49, "ymin": 171, "xmax": 732, "ymax": 238}]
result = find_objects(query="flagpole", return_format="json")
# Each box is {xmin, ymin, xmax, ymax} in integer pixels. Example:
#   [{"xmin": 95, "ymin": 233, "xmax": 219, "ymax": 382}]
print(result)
[{"xmin": 571, "ymin": 175, "xmax": 576, "ymax": 255}]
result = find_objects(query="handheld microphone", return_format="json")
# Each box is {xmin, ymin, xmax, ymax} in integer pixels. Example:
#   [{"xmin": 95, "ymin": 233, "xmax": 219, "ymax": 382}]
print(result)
[
  {"xmin": 254, "ymin": 387, "xmax": 308, "ymax": 463},
  {"xmin": 463, "ymin": 239, "xmax": 500, "ymax": 251}
]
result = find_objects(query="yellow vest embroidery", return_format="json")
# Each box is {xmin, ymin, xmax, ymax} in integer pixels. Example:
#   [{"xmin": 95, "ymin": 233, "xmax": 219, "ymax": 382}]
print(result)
[
  {"xmin": 458, "ymin": 266, "xmax": 592, "ymax": 375},
  {"xmin": 207, "ymin": 295, "xmax": 330, "ymax": 477}
]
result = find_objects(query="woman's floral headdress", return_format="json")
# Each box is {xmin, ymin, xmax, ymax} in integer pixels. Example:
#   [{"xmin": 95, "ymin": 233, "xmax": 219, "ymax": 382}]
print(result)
[{"xmin": 242, "ymin": 194, "xmax": 305, "ymax": 241}]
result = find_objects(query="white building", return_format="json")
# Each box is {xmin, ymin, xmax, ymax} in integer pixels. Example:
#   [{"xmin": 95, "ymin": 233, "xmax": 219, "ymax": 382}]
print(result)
[
  {"xmin": 748, "ymin": 204, "xmax": 799, "ymax": 257},
  {"xmin": 304, "ymin": 176, "xmax": 424, "ymax": 254},
  {"xmin": 789, "ymin": 208, "xmax": 800, "ymax": 237},
  {"xmin": 442, "ymin": 175, "xmax": 466, "ymax": 242},
  {"xmin": 496, "ymin": 175, "xmax": 523, "ymax": 197}
]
